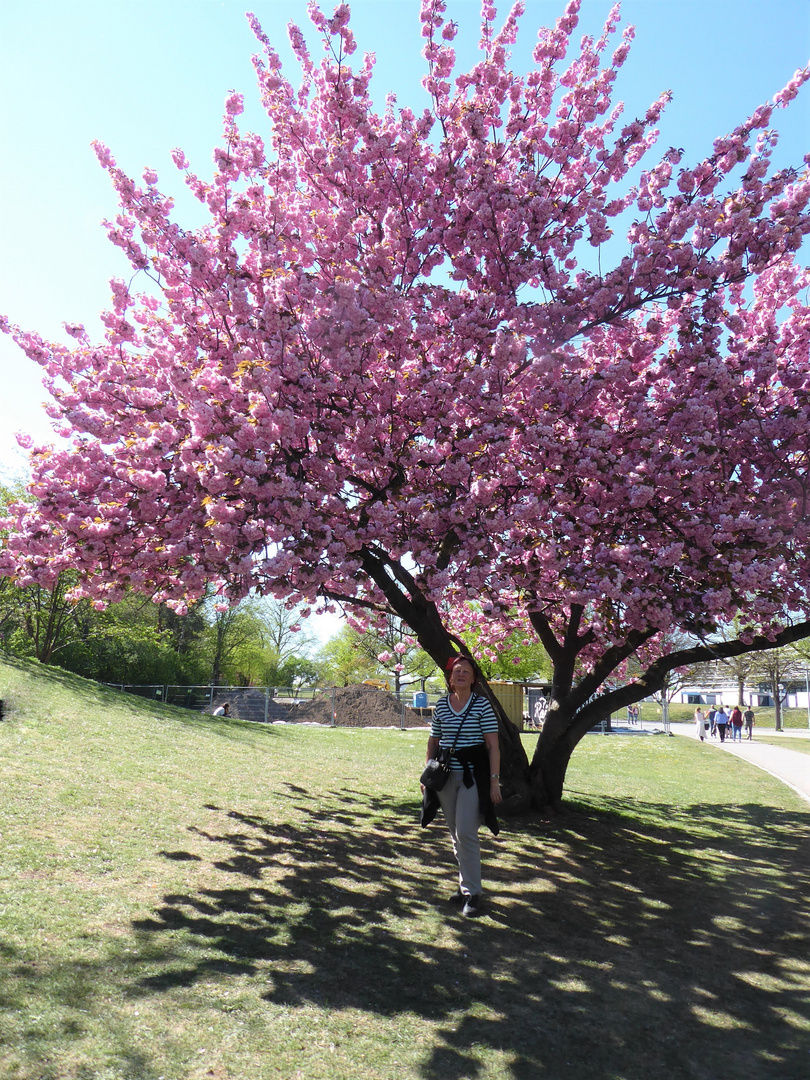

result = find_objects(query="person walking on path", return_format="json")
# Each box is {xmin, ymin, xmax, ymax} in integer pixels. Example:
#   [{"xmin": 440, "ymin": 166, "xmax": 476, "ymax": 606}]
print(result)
[
  {"xmin": 707, "ymin": 706, "xmax": 717, "ymax": 737},
  {"xmin": 743, "ymin": 706, "xmax": 755, "ymax": 740},
  {"xmin": 715, "ymin": 706, "xmax": 729, "ymax": 742},
  {"xmin": 729, "ymin": 705, "xmax": 744, "ymax": 742},
  {"xmin": 694, "ymin": 706, "xmax": 707, "ymax": 741}
]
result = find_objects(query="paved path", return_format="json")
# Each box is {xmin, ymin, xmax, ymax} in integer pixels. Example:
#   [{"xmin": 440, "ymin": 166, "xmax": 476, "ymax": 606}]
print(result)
[{"xmin": 670, "ymin": 722, "xmax": 810, "ymax": 806}]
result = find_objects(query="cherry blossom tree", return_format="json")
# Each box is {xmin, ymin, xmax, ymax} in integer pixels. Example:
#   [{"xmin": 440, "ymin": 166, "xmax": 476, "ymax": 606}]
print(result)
[{"xmin": 2, "ymin": 1, "xmax": 810, "ymax": 809}]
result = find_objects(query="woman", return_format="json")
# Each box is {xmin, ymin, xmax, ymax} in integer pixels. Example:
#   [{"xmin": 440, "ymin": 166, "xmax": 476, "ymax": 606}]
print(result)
[
  {"xmin": 694, "ymin": 705, "xmax": 706, "ymax": 741},
  {"xmin": 421, "ymin": 656, "xmax": 502, "ymax": 918},
  {"xmin": 715, "ymin": 706, "xmax": 729, "ymax": 742},
  {"xmin": 729, "ymin": 705, "xmax": 744, "ymax": 742}
]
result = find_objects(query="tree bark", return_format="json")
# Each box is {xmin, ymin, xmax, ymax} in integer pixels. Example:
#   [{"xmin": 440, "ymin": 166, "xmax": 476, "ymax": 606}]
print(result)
[{"xmin": 773, "ymin": 678, "xmax": 784, "ymax": 732}]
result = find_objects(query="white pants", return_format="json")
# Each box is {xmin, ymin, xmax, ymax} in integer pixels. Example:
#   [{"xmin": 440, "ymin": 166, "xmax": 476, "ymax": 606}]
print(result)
[{"xmin": 437, "ymin": 771, "xmax": 484, "ymax": 896}]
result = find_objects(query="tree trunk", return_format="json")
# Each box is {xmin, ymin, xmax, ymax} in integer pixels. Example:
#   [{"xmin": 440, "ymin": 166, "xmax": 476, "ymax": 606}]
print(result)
[
  {"xmin": 350, "ymin": 548, "xmax": 533, "ymax": 811},
  {"xmin": 473, "ymin": 674, "xmax": 533, "ymax": 814},
  {"xmin": 528, "ymin": 709, "xmax": 580, "ymax": 810},
  {"xmin": 211, "ymin": 620, "xmax": 227, "ymax": 687}
]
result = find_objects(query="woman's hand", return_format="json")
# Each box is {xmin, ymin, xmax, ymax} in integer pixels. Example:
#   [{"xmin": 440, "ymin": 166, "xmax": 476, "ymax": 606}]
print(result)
[{"xmin": 490, "ymin": 777, "xmax": 503, "ymax": 806}]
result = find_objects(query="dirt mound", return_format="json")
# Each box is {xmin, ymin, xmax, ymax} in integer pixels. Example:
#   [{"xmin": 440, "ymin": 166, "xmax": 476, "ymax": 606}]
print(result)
[{"xmin": 292, "ymin": 686, "xmax": 427, "ymax": 728}]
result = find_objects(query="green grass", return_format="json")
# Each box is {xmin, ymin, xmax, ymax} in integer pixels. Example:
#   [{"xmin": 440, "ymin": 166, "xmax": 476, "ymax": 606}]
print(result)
[
  {"xmin": 754, "ymin": 736, "xmax": 810, "ymax": 754},
  {"xmin": 1, "ymin": 655, "xmax": 809, "ymax": 1080}
]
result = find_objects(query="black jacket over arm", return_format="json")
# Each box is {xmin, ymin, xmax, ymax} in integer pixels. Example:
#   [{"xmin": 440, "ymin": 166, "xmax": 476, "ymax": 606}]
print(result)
[{"xmin": 420, "ymin": 743, "xmax": 499, "ymax": 835}]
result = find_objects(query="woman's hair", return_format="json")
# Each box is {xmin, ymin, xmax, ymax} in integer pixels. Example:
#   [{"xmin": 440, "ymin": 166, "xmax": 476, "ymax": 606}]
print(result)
[{"xmin": 445, "ymin": 655, "xmax": 480, "ymax": 690}]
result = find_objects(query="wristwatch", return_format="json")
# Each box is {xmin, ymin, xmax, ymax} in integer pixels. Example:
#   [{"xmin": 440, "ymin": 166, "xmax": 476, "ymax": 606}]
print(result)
[{"xmin": 490, "ymin": 773, "xmax": 500, "ymax": 779}]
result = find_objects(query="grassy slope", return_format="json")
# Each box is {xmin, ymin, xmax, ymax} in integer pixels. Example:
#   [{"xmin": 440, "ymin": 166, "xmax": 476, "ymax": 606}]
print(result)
[{"xmin": 1, "ymin": 654, "xmax": 808, "ymax": 1080}]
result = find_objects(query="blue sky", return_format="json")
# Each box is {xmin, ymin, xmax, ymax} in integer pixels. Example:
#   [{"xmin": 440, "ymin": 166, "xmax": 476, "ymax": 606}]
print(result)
[{"xmin": 1, "ymin": 0, "xmax": 808, "ymax": 482}]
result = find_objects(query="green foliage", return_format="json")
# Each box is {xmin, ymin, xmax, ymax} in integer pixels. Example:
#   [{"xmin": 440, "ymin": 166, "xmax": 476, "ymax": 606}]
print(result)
[
  {"xmin": 314, "ymin": 625, "xmax": 379, "ymax": 686},
  {"xmin": 314, "ymin": 620, "xmax": 440, "ymax": 690},
  {"xmin": 56, "ymin": 595, "xmax": 211, "ymax": 685},
  {"xmin": 205, "ymin": 597, "xmax": 316, "ymax": 686},
  {"xmin": 263, "ymin": 654, "xmax": 319, "ymax": 689},
  {"xmin": 464, "ymin": 621, "xmax": 552, "ymax": 683},
  {"xmin": 0, "ymin": 549, "xmax": 318, "ymax": 687}
]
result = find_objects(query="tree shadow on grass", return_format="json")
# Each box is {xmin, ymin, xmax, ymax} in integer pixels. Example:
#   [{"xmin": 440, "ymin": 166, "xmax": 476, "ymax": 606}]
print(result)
[{"xmin": 126, "ymin": 782, "xmax": 810, "ymax": 1080}]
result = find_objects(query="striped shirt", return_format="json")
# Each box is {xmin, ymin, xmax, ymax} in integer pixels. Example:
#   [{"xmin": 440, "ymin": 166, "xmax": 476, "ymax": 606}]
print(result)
[{"xmin": 430, "ymin": 694, "xmax": 498, "ymax": 771}]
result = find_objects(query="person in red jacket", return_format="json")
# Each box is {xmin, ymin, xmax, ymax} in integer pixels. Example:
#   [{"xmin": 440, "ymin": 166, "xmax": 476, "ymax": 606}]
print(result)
[{"xmin": 729, "ymin": 705, "xmax": 744, "ymax": 742}]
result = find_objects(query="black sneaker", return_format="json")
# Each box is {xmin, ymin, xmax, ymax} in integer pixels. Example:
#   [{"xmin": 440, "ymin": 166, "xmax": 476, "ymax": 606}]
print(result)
[
  {"xmin": 462, "ymin": 894, "xmax": 482, "ymax": 918},
  {"xmin": 448, "ymin": 889, "xmax": 465, "ymax": 906}
]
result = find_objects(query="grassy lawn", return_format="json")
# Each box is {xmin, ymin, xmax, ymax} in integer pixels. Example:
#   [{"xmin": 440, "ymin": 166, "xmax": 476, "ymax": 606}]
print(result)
[
  {"xmin": 753, "ymin": 736, "xmax": 810, "ymax": 755},
  {"xmin": 1, "ymin": 655, "xmax": 809, "ymax": 1080}
]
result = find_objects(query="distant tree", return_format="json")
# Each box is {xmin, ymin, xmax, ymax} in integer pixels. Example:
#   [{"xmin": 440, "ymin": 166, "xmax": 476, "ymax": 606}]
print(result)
[
  {"xmin": 59, "ymin": 593, "xmax": 210, "ymax": 685},
  {"xmin": 0, "ymin": 482, "xmax": 33, "ymax": 648},
  {"xmin": 205, "ymin": 596, "xmax": 316, "ymax": 686},
  {"xmin": 156, "ymin": 599, "xmax": 209, "ymax": 668},
  {"xmin": 348, "ymin": 614, "xmax": 438, "ymax": 695},
  {"xmin": 456, "ymin": 607, "xmax": 552, "ymax": 683},
  {"xmin": 631, "ymin": 631, "xmax": 701, "ymax": 722},
  {"xmin": 720, "ymin": 652, "xmax": 757, "ymax": 707},
  {"xmin": 2, "ymin": 571, "xmax": 91, "ymax": 664},
  {"xmin": 747, "ymin": 648, "xmax": 805, "ymax": 731},
  {"xmin": 1, "ymin": 484, "xmax": 212, "ymax": 681},
  {"xmin": 651, "ymin": 666, "xmax": 692, "ymax": 727},
  {"xmin": 314, "ymin": 625, "xmax": 379, "ymax": 687},
  {"xmin": 205, "ymin": 601, "xmax": 264, "ymax": 686},
  {"xmin": 264, "ymin": 654, "xmax": 320, "ymax": 690},
  {"xmin": 685, "ymin": 618, "xmax": 760, "ymax": 706},
  {"xmin": 260, "ymin": 600, "xmax": 317, "ymax": 662}
]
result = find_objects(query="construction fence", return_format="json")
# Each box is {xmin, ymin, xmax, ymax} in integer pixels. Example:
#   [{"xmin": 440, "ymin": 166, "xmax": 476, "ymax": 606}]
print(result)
[
  {"xmin": 103, "ymin": 682, "xmax": 433, "ymax": 729},
  {"xmin": 103, "ymin": 679, "xmax": 536, "ymax": 730}
]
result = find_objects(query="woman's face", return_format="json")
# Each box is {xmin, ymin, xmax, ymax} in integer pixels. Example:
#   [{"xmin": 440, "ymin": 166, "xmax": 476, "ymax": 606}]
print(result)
[{"xmin": 449, "ymin": 660, "xmax": 475, "ymax": 693}]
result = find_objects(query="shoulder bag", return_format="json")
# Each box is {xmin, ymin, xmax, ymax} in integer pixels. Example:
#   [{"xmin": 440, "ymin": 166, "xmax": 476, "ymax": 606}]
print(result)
[{"xmin": 420, "ymin": 694, "xmax": 476, "ymax": 792}]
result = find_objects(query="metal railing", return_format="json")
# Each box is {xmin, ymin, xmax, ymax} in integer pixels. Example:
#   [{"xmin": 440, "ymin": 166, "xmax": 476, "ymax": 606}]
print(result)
[{"xmin": 102, "ymin": 681, "xmax": 667, "ymax": 735}]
